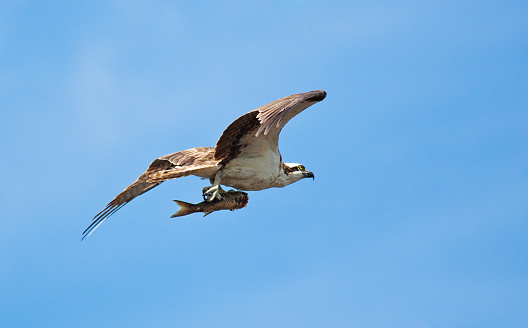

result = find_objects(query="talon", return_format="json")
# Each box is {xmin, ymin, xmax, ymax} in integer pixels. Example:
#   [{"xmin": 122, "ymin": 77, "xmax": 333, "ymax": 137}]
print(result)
[
  {"xmin": 207, "ymin": 190, "xmax": 221, "ymax": 202},
  {"xmin": 203, "ymin": 170, "xmax": 224, "ymax": 202},
  {"xmin": 202, "ymin": 185, "xmax": 224, "ymax": 202}
]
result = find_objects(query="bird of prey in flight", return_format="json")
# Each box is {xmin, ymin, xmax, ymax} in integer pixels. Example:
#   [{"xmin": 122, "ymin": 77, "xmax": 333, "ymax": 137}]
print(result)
[{"xmin": 82, "ymin": 90, "xmax": 327, "ymax": 239}]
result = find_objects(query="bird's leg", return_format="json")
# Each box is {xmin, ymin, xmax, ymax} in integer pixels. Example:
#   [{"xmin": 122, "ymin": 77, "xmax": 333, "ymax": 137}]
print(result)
[{"xmin": 202, "ymin": 170, "xmax": 224, "ymax": 202}]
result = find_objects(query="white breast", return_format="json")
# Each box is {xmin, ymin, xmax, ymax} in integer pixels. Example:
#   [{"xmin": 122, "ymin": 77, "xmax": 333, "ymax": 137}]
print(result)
[{"xmin": 220, "ymin": 137, "xmax": 283, "ymax": 191}]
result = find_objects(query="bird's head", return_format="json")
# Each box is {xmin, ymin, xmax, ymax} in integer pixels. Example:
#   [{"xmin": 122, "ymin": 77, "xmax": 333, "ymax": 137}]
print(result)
[{"xmin": 283, "ymin": 163, "xmax": 315, "ymax": 185}]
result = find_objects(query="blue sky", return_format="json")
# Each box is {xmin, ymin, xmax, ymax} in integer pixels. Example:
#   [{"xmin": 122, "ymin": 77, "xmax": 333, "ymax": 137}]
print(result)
[{"xmin": 1, "ymin": 1, "xmax": 527, "ymax": 327}]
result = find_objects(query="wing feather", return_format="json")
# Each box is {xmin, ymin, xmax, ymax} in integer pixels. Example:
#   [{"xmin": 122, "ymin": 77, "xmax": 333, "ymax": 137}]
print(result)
[
  {"xmin": 82, "ymin": 179, "xmax": 158, "ymax": 240},
  {"xmin": 82, "ymin": 147, "xmax": 219, "ymax": 239},
  {"xmin": 147, "ymin": 147, "xmax": 220, "ymax": 181},
  {"xmin": 214, "ymin": 90, "xmax": 326, "ymax": 163}
]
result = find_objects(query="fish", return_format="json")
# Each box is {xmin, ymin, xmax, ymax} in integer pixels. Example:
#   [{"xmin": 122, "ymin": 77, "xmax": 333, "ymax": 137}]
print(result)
[{"xmin": 171, "ymin": 190, "xmax": 249, "ymax": 218}]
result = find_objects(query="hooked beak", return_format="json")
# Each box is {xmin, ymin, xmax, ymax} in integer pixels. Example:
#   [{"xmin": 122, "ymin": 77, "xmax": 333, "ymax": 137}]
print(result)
[{"xmin": 303, "ymin": 171, "xmax": 315, "ymax": 180}]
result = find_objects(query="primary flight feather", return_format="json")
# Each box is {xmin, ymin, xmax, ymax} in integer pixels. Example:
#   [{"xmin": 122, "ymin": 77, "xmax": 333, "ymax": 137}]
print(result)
[{"xmin": 82, "ymin": 90, "xmax": 326, "ymax": 239}]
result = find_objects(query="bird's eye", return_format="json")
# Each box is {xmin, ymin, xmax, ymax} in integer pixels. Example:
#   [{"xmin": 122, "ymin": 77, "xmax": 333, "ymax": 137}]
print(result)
[{"xmin": 298, "ymin": 165, "xmax": 305, "ymax": 171}]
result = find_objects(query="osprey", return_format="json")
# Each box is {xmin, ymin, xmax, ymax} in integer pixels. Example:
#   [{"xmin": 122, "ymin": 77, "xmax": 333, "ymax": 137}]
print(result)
[{"xmin": 82, "ymin": 90, "xmax": 326, "ymax": 239}]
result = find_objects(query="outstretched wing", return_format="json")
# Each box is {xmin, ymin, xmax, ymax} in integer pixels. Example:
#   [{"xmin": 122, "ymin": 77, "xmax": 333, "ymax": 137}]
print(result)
[
  {"xmin": 214, "ymin": 90, "xmax": 326, "ymax": 164},
  {"xmin": 146, "ymin": 147, "xmax": 220, "ymax": 182},
  {"xmin": 82, "ymin": 147, "xmax": 219, "ymax": 240}
]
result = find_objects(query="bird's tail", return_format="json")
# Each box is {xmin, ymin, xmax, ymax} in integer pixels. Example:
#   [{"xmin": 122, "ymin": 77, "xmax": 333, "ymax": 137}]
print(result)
[
  {"xmin": 171, "ymin": 200, "xmax": 198, "ymax": 217},
  {"xmin": 82, "ymin": 177, "xmax": 161, "ymax": 240}
]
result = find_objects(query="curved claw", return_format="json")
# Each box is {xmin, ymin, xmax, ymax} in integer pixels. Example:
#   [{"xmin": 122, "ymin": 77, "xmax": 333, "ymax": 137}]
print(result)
[
  {"xmin": 202, "ymin": 186, "xmax": 210, "ymax": 200},
  {"xmin": 203, "ymin": 185, "xmax": 224, "ymax": 202},
  {"xmin": 202, "ymin": 170, "xmax": 224, "ymax": 202}
]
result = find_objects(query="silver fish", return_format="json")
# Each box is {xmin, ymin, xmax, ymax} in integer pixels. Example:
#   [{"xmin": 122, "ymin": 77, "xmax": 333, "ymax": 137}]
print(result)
[{"xmin": 171, "ymin": 190, "xmax": 249, "ymax": 218}]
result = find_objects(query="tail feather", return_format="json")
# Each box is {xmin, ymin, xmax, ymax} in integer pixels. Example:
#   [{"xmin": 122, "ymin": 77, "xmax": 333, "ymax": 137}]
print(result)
[
  {"xmin": 82, "ymin": 179, "xmax": 161, "ymax": 240},
  {"xmin": 171, "ymin": 200, "xmax": 197, "ymax": 218}
]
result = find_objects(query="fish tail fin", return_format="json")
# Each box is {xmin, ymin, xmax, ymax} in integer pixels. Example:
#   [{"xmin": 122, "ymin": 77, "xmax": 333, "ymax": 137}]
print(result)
[{"xmin": 171, "ymin": 200, "xmax": 197, "ymax": 217}]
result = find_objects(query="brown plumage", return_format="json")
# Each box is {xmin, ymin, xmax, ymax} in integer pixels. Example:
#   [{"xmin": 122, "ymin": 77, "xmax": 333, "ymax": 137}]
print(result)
[{"xmin": 82, "ymin": 90, "xmax": 326, "ymax": 240}]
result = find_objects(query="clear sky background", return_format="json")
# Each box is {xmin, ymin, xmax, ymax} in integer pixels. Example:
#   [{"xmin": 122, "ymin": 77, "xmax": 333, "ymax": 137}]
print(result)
[{"xmin": 1, "ymin": 1, "xmax": 527, "ymax": 327}]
